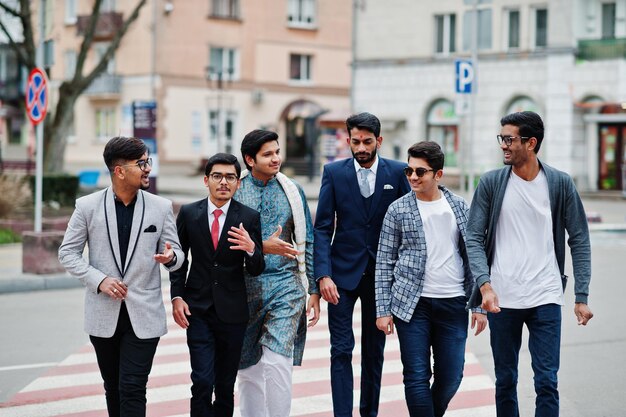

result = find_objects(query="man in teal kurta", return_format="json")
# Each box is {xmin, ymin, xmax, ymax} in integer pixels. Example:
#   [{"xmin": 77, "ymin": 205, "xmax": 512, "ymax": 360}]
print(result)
[{"xmin": 235, "ymin": 129, "xmax": 320, "ymax": 417}]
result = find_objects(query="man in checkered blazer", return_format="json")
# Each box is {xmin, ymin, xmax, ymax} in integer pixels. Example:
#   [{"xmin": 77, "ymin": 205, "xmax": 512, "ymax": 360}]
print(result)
[{"xmin": 375, "ymin": 141, "xmax": 487, "ymax": 417}]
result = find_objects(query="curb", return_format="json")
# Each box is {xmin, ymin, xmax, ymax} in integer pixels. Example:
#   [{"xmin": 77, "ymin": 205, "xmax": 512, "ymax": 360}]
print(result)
[{"xmin": 0, "ymin": 273, "xmax": 82, "ymax": 294}]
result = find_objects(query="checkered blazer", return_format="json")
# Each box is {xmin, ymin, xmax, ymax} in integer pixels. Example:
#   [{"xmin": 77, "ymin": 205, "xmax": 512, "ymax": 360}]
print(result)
[{"xmin": 375, "ymin": 186, "xmax": 480, "ymax": 322}]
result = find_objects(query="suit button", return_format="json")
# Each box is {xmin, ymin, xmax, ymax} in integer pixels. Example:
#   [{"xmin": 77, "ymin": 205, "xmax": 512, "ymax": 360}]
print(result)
[
  {"xmin": 213, "ymin": 262, "xmax": 218, "ymax": 267},
  {"xmin": 214, "ymin": 281, "xmax": 218, "ymax": 285},
  {"xmin": 366, "ymin": 224, "xmax": 370, "ymax": 229}
]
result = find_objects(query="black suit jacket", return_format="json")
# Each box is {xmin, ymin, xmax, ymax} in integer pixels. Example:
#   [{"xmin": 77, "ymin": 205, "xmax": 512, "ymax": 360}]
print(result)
[{"xmin": 170, "ymin": 198, "xmax": 264, "ymax": 324}]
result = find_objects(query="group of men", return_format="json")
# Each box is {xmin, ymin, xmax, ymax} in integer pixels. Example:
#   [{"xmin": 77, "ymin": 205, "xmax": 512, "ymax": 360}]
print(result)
[{"xmin": 59, "ymin": 110, "xmax": 592, "ymax": 417}]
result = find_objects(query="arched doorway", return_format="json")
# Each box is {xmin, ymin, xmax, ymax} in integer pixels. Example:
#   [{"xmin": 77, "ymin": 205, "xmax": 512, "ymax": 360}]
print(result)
[
  {"xmin": 426, "ymin": 99, "xmax": 459, "ymax": 167},
  {"xmin": 280, "ymin": 100, "xmax": 326, "ymax": 177},
  {"xmin": 505, "ymin": 96, "xmax": 541, "ymax": 115}
]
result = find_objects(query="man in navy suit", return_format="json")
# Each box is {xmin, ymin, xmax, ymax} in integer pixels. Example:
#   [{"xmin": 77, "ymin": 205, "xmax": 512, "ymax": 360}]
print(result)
[
  {"xmin": 314, "ymin": 112, "xmax": 411, "ymax": 416},
  {"xmin": 170, "ymin": 153, "xmax": 265, "ymax": 417}
]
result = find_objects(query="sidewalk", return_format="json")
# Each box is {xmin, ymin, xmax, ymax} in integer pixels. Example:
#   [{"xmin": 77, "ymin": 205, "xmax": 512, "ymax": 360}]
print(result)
[{"xmin": 1, "ymin": 164, "xmax": 624, "ymax": 294}]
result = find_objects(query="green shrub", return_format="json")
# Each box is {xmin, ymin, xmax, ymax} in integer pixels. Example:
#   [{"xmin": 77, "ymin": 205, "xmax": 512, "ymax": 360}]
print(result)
[
  {"xmin": 28, "ymin": 174, "xmax": 79, "ymax": 207},
  {"xmin": 0, "ymin": 227, "xmax": 21, "ymax": 244}
]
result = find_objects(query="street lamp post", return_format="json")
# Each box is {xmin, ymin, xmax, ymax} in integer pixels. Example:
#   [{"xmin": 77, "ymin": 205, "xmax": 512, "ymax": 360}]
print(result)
[{"xmin": 205, "ymin": 66, "xmax": 233, "ymax": 154}]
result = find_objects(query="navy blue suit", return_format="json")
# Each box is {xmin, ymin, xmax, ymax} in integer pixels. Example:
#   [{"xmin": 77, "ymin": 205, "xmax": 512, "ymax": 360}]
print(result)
[{"xmin": 314, "ymin": 157, "xmax": 410, "ymax": 416}]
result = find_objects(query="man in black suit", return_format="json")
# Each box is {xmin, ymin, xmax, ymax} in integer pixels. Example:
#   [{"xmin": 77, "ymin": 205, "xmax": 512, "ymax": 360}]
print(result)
[{"xmin": 170, "ymin": 153, "xmax": 265, "ymax": 417}]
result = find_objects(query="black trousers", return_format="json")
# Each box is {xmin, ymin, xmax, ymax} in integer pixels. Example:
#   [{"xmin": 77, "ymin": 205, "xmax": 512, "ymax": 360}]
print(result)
[
  {"xmin": 187, "ymin": 304, "xmax": 247, "ymax": 417},
  {"xmin": 90, "ymin": 302, "xmax": 160, "ymax": 417}
]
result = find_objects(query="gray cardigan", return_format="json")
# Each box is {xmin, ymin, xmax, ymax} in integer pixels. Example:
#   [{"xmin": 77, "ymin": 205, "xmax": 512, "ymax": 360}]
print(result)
[{"xmin": 466, "ymin": 161, "xmax": 591, "ymax": 308}]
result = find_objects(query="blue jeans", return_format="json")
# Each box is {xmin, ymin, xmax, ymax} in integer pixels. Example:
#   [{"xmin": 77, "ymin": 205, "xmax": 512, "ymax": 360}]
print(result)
[
  {"xmin": 488, "ymin": 304, "xmax": 561, "ymax": 417},
  {"xmin": 394, "ymin": 296, "xmax": 468, "ymax": 417}
]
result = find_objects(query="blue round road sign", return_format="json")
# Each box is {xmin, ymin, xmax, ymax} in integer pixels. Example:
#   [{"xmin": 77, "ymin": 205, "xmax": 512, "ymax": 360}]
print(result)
[{"xmin": 25, "ymin": 68, "xmax": 49, "ymax": 125}]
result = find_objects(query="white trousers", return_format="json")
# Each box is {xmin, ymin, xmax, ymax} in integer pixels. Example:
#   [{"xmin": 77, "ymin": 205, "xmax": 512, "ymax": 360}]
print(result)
[{"xmin": 238, "ymin": 346, "xmax": 293, "ymax": 417}]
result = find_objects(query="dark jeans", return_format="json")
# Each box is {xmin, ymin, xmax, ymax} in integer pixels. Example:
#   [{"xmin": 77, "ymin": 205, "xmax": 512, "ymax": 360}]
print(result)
[
  {"xmin": 90, "ymin": 302, "xmax": 160, "ymax": 417},
  {"xmin": 394, "ymin": 296, "xmax": 468, "ymax": 417},
  {"xmin": 328, "ymin": 268, "xmax": 385, "ymax": 417},
  {"xmin": 488, "ymin": 304, "xmax": 562, "ymax": 417},
  {"xmin": 187, "ymin": 305, "xmax": 247, "ymax": 417}
]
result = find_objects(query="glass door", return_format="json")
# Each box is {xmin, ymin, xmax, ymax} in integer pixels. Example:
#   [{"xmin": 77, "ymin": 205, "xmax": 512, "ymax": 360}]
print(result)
[{"xmin": 598, "ymin": 124, "xmax": 624, "ymax": 190}]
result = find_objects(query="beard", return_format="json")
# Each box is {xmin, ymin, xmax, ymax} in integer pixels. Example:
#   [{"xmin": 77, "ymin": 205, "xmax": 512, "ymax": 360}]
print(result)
[{"xmin": 352, "ymin": 148, "xmax": 377, "ymax": 166}]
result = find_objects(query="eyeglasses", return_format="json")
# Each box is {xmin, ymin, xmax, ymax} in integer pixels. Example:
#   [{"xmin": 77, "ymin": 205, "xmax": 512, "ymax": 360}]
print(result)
[
  {"xmin": 119, "ymin": 157, "xmax": 152, "ymax": 172},
  {"xmin": 208, "ymin": 173, "xmax": 239, "ymax": 184},
  {"xmin": 497, "ymin": 135, "xmax": 530, "ymax": 146},
  {"xmin": 403, "ymin": 167, "xmax": 434, "ymax": 178}
]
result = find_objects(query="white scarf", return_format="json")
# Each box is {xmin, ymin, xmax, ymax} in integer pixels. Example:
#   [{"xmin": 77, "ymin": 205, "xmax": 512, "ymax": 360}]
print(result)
[{"xmin": 240, "ymin": 170, "xmax": 308, "ymax": 290}]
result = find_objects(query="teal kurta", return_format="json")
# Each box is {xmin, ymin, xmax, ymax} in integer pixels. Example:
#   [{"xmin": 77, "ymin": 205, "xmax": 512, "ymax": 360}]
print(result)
[{"xmin": 235, "ymin": 174, "xmax": 317, "ymax": 368}]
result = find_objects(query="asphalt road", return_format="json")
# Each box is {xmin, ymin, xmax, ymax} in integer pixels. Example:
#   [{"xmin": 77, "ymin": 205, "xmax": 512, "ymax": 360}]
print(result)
[{"xmin": 1, "ymin": 230, "xmax": 625, "ymax": 415}]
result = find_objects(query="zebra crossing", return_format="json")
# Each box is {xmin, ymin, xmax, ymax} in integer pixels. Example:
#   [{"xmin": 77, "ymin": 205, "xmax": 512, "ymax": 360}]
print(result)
[{"xmin": 0, "ymin": 296, "xmax": 495, "ymax": 416}]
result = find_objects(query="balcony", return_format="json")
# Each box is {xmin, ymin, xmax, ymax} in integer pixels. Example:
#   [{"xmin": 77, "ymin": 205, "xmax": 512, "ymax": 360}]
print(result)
[
  {"xmin": 84, "ymin": 73, "xmax": 122, "ymax": 98},
  {"xmin": 76, "ymin": 12, "xmax": 123, "ymax": 41},
  {"xmin": 577, "ymin": 38, "xmax": 626, "ymax": 61}
]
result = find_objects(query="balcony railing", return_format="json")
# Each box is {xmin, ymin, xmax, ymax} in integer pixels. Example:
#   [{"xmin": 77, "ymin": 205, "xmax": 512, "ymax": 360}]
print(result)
[
  {"xmin": 76, "ymin": 12, "xmax": 123, "ymax": 41},
  {"xmin": 577, "ymin": 37, "xmax": 626, "ymax": 60},
  {"xmin": 84, "ymin": 73, "xmax": 122, "ymax": 97}
]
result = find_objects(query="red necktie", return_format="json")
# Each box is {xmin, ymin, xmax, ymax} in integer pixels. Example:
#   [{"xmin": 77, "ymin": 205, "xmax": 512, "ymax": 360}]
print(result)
[{"xmin": 211, "ymin": 209, "xmax": 223, "ymax": 249}]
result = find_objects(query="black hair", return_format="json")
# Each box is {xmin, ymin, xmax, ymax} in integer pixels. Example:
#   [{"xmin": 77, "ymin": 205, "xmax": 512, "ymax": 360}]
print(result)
[
  {"xmin": 103, "ymin": 136, "xmax": 147, "ymax": 172},
  {"xmin": 500, "ymin": 111, "xmax": 545, "ymax": 153},
  {"xmin": 204, "ymin": 153, "xmax": 241, "ymax": 177},
  {"xmin": 240, "ymin": 129, "xmax": 279, "ymax": 170},
  {"xmin": 346, "ymin": 112, "xmax": 381, "ymax": 138},
  {"xmin": 407, "ymin": 141, "xmax": 445, "ymax": 172}
]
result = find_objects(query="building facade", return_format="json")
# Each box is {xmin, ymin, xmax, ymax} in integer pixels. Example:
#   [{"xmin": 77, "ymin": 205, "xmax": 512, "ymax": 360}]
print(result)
[
  {"xmin": 45, "ymin": 0, "xmax": 350, "ymax": 174},
  {"xmin": 352, "ymin": 0, "xmax": 626, "ymax": 191}
]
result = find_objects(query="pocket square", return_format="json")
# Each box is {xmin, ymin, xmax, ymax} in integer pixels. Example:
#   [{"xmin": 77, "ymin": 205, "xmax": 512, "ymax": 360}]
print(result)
[
  {"xmin": 143, "ymin": 225, "xmax": 157, "ymax": 233},
  {"xmin": 383, "ymin": 184, "xmax": 394, "ymax": 190}
]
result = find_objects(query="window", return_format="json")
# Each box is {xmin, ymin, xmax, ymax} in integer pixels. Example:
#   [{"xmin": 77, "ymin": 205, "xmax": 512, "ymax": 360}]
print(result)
[
  {"xmin": 507, "ymin": 9, "xmax": 520, "ymax": 49},
  {"xmin": 95, "ymin": 108, "xmax": 116, "ymax": 142},
  {"xmin": 99, "ymin": 0, "xmax": 115, "ymax": 12},
  {"xmin": 209, "ymin": 110, "xmax": 237, "ymax": 154},
  {"xmin": 601, "ymin": 2, "xmax": 616, "ymax": 39},
  {"xmin": 434, "ymin": 14, "xmax": 456, "ymax": 55},
  {"xmin": 534, "ymin": 8, "xmax": 548, "ymax": 48},
  {"xmin": 211, "ymin": 0, "xmax": 240, "ymax": 19},
  {"xmin": 94, "ymin": 42, "xmax": 115, "ymax": 74},
  {"xmin": 64, "ymin": 50, "xmax": 76, "ymax": 80},
  {"xmin": 288, "ymin": 0, "xmax": 316, "ymax": 28},
  {"xmin": 289, "ymin": 54, "xmax": 312, "ymax": 82},
  {"xmin": 208, "ymin": 47, "xmax": 239, "ymax": 81},
  {"xmin": 65, "ymin": 0, "xmax": 77, "ymax": 24},
  {"xmin": 463, "ymin": 9, "xmax": 492, "ymax": 51}
]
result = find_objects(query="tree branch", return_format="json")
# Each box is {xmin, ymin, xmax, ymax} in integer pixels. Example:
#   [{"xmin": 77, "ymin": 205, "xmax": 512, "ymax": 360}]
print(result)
[
  {"xmin": 0, "ymin": 13, "xmax": 32, "ymax": 68},
  {"xmin": 18, "ymin": 0, "xmax": 36, "ymax": 70},
  {"xmin": 78, "ymin": 0, "xmax": 148, "ymax": 91},
  {"xmin": 0, "ymin": 1, "xmax": 20, "ymax": 17},
  {"xmin": 73, "ymin": 0, "xmax": 104, "ymax": 83}
]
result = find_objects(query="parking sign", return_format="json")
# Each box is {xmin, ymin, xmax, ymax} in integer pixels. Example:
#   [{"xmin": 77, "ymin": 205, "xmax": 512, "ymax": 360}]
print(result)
[{"xmin": 455, "ymin": 59, "xmax": 474, "ymax": 94}]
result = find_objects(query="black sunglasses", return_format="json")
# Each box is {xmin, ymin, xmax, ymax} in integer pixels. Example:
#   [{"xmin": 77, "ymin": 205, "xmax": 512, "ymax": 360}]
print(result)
[{"xmin": 403, "ymin": 167, "xmax": 434, "ymax": 178}]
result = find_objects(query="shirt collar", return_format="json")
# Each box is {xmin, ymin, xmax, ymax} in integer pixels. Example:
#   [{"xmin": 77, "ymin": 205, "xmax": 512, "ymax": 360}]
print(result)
[
  {"xmin": 207, "ymin": 198, "xmax": 231, "ymax": 217},
  {"xmin": 353, "ymin": 155, "xmax": 379, "ymax": 175}
]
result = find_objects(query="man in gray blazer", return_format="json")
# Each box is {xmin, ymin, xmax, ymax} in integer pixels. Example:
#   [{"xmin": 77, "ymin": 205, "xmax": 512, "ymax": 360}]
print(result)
[{"xmin": 59, "ymin": 136, "xmax": 183, "ymax": 417}]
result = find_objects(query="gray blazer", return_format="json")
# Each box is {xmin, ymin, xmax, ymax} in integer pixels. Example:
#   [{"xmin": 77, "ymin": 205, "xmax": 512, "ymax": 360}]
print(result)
[{"xmin": 59, "ymin": 187, "xmax": 183, "ymax": 339}]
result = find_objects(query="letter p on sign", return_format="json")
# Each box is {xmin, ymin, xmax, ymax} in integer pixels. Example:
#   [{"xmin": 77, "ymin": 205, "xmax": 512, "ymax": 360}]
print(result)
[{"xmin": 455, "ymin": 59, "xmax": 474, "ymax": 94}]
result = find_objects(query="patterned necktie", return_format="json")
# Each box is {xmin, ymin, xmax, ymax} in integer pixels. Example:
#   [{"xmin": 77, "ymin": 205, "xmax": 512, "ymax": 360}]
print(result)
[
  {"xmin": 358, "ymin": 168, "xmax": 372, "ymax": 198},
  {"xmin": 211, "ymin": 209, "xmax": 223, "ymax": 249}
]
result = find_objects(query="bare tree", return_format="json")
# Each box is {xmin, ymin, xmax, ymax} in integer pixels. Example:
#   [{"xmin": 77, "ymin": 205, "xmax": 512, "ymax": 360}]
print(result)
[{"xmin": 0, "ymin": 0, "xmax": 147, "ymax": 172}]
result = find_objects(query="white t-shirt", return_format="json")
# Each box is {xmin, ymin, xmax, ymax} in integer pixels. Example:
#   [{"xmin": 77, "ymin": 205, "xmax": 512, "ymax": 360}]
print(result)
[
  {"xmin": 490, "ymin": 170, "xmax": 564, "ymax": 308},
  {"xmin": 417, "ymin": 194, "xmax": 465, "ymax": 298}
]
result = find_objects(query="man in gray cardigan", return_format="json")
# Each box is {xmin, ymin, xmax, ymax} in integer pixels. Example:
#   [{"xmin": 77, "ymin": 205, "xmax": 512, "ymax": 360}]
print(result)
[{"xmin": 466, "ymin": 111, "xmax": 593, "ymax": 417}]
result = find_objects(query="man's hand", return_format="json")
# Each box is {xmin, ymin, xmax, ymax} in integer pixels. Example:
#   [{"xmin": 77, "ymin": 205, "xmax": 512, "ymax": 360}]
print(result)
[
  {"xmin": 262, "ymin": 226, "xmax": 299, "ymax": 258},
  {"xmin": 154, "ymin": 242, "xmax": 174, "ymax": 264},
  {"xmin": 228, "ymin": 223, "xmax": 255, "ymax": 253},
  {"xmin": 307, "ymin": 294, "xmax": 321, "ymax": 328},
  {"xmin": 172, "ymin": 298, "xmax": 191, "ymax": 329},
  {"xmin": 98, "ymin": 276, "xmax": 128, "ymax": 300},
  {"xmin": 471, "ymin": 312, "xmax": 488, "ymax": 336},
  {"xmin": 574, "ymin": 302, "xmax": 594, "ymax": 326},
  {"xmin": 376, "ymin": 316, "xmax": 394, "ymax": 335},
  {"xmin": 319, "ymin": 276, "xmax": 340, "ymax": 305},
  {"xmin": 480, "ymin": 283, "xmax": 501, "ymax": 313}
]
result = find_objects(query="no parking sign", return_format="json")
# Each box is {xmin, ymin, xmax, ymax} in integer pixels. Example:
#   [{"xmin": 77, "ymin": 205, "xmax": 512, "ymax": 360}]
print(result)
[{"xmin": 25, "ymin": 68, "xmax": 49, "ymax": 125}]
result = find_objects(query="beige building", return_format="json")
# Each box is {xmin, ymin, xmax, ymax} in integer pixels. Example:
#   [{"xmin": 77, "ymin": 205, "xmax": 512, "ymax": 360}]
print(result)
[{"xmin": 47, "ymin": 0, "xmax": 351, "ymax": 174}]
